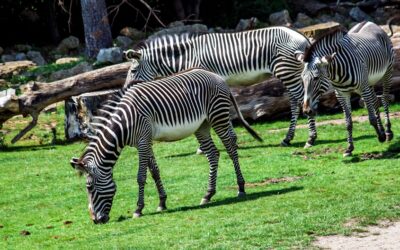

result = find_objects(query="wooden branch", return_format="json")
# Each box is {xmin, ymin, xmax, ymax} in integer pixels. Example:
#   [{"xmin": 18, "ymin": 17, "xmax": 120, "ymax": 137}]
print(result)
[{"xmin": 0, "ymin": 62, "xmax": 131, "ymax": 143}]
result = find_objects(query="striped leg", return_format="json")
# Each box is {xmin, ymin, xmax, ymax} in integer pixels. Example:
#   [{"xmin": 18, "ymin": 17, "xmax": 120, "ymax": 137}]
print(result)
[
  {"xmin": 195, "ymin": 123, "xmax": 219, "ymax": 205},
  {"xmin": 281, "ymin": 93, "xmax": 300, "ymax": 146},
  {"xmin": 214, "ymin": 123, "xmax": 246, "ymax": 197},
  {"xmin": 134, "ymin": 140, "xmax": 151, "ymax": 218},
  {"xmin": 381, "ymin": 67, "xmax": 393, "ymax": 141},
  {"xmin": 148, "ymin": 155, "xmax": 168, "ymax": 212},
  {"xmin": 304, "ymin": 115, "xmax": 317, "ymax": 148},
  {"xmin": 361, "ymin": 85, "xmax": 386, "ymax": 143},
  {"xmin": 336, "ymin": 92, "xmax": 354, "ymax": 157}
]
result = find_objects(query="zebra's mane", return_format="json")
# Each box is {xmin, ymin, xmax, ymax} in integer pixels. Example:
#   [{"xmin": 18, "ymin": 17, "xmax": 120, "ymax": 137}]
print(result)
[
  {"xmin": 133, "ymin": 33, "xmax": 202, "ymax": 51},
  {"xmin": 303, "ymin": 26, "xmax": 347, "ymax": 62}
]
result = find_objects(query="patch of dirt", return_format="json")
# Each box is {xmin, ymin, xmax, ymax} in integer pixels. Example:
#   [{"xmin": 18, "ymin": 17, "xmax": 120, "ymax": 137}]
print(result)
[
  {"xmin": 245, "ymin": 176, "xmax": 304, "ymax": 188},
  {"xmin": 20, "ymin": 230, "xmax": 30, "ymax": 236},
  {"xmin": 313, "ymin": 220, "xmax": 400, "ymax": 250},
  {"xmin": 269, "ymin": 112, "xmax": 400, "ymax": 133}
]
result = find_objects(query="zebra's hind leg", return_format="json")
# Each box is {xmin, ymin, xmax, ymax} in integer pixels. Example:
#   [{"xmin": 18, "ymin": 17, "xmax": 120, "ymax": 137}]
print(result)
[
  {"xmin": 195, "ymin": 122, "xmax": 219, "ymax": 205},
  {"xmin": 304, "ymin": 115, "xmax": 317, "ymax": 148},
  {"xmin": 134, "ymin": 140, "xmax": 152, "ymax": 218},
  {"xmin": 281, "ymin": 94, "xmax": 300, "ymax": 146},
  {"xmin": 148, "ymin": 156, "xmax": 168, "ymax": 212},
  {"xmin": 381, "ymin": 67, "xmax": 393, "ymax": 141},
  {"xmin": 337, "ymin": 93, "xmax": 354, "ymax": 157},
  {"xmin": 361, "ymin": 85, "xmax": 386, "ymax": 142},
  {"xmin": 214, "ymin": 123, "xmax": 246, "ymax": 198}
]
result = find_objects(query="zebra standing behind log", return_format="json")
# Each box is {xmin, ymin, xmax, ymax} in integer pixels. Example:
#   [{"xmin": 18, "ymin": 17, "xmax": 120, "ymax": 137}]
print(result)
[
  {"xmin": 295, "ymin": 20, "xmax": 395, "ymax": 157},
  {"xmin": 124, "ymin": 27, "xmax": 328, "ymax": 148},
  {"xmin": 70, "ymin": 69, "xmax": 260, "ymax": 224}
]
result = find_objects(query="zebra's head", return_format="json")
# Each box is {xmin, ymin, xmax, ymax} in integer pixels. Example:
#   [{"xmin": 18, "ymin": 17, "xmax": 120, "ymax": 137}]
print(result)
[
  {"xmin": 70, "ymin": 156, "xmax": 116, "ymax": 224},
  {"xmin": 296, "ymin": 51, "xmax": 336, "ymax": 116},
  {"xmin": 124, "ymin": 49, "xmax": 155, "ymax": 87}
]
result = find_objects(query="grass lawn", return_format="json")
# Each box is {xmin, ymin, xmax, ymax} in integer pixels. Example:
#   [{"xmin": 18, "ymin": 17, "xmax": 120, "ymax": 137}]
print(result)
[{"xmin": 1, "ymin": 104, "xmax": 400, "ymax": 249}]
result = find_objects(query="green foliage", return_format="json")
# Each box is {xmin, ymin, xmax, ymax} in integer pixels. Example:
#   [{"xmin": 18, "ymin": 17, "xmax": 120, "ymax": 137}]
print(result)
[{"xmin": 1, "ymin": 104, "xmax": 400, "ymax": 248}]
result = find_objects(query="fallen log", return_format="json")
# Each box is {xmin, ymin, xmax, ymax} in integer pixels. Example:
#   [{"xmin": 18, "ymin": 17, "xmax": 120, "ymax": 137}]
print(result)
[{"xmin": 0, "ymin": 62, "xmax": 130, "ymax": 143}]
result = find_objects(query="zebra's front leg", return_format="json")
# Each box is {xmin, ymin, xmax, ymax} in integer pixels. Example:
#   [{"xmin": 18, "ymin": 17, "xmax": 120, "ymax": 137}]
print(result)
[
  {"xmin": 337, "ymin": 94, "xmax": 354, "ymax": 157},
  {"xmin": 195, "ymin": 125, "xmax": 219, "ymax": 205},
  {"xmin": 361, "ymin": 86, "xmax": 385, "ymax": 142},
  {"xmin": 148, "ymin": 156, "xmax": 167, "ymax": 212},
  {"xmin": 281, "ymin": 94, "xmax": 300, "ymax": 146},
  {"xmin": 304, "ymin": 115, "xmax": 317, "ymax": 148},
  {"xmin": 381, "ymin": 68, "xmax": 394, "ymax": 141},
  {"xmin": 214, "ymin": 124, "xmax": 245, "ymax": 197},
  {"xmin": 134, "ymin": 141, "xmax": 151, "ymax": 218}
]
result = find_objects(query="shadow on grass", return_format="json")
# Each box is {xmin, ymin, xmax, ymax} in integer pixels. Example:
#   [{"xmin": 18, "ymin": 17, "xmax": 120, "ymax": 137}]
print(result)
[
  {"xmin": 0, "ymin": 139, "xmax": 75, "ymax": 152},
  {"xmin": 343, "ymin": 138, "xmax": 400, "ymax": 163},
  {"xmin": 116, "ymin": 186, "xmax": 303, "ymax": 222}
]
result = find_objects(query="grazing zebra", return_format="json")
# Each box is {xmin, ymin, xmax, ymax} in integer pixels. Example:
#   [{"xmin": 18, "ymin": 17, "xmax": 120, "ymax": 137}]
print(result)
[
  {"xmin": 295, "ymin": 21, "xmax": 395, "ymax": 156},
  {"xmin": 70, "ymin": 69, "xmax": 259, "ymax": 223},
  {"xmin": 124, "ymin": 27, "xmax": 323, "ymax": 148}
]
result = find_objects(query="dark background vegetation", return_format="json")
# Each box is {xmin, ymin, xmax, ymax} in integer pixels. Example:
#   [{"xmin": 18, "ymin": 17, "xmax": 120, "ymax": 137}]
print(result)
[{"xmin": 0, "ymin": 0, "xmax": 290, "ymax": 47}]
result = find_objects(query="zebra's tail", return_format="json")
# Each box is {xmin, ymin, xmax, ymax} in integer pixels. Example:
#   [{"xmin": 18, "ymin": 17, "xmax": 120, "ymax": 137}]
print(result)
[
  {"xmin": 387, "ymin": 15, "xmax": 400, "ymax": 38},
  {"xmin": 229, "ymin": 92, "xmax": 263, "ymax": 142}
]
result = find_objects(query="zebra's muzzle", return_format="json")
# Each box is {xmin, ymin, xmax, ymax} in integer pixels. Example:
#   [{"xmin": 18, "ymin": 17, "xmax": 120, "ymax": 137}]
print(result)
[{"xmin": 93, "ymin": 213, "xmax": 109, "ymax": 224}]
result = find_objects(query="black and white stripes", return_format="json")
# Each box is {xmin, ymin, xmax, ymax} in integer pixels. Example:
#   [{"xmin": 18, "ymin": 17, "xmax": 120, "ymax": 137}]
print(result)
[
  {"xmin": 71, "ymin": 69, "xmax": 256, "ymax": 223},
  {"xmin": 297, "ymin": 21, "xmax": 394, "ymax": 156},
  {"xmin": 125, "ymin": 27, "xmax": 323, "ymax": 147}
]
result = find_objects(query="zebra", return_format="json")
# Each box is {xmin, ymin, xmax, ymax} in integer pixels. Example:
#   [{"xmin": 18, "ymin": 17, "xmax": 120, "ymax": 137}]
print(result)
[
  {"xmin": 124, "ymin": 27, "xmax": 325, "ymax": 148},
  {"xmin": 294, "ymin": 20, "xmax": 395, "ymax": 157},
  {"xmin": 70, "ymin": 69, "xmax": 260, "ymax": 223}
]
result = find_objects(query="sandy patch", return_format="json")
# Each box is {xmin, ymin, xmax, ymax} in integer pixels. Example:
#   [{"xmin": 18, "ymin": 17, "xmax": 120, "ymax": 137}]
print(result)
[{"xmin": 313, "ymin": 220, "xmax": 400, "ymax": 250}]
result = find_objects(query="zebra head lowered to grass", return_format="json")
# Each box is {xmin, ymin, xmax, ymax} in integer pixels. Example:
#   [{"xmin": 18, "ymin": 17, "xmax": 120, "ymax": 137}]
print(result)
[
  {"xmin": 295, "ymin": 20, "xmax": 395, "ymax": 157},
  {"xmin": 123, "ymin": 27, "xmax": 327, "ymax": 148},
  {"xmin": 70, "ymin": 69, "xmax": 260, "ymax": 224}
]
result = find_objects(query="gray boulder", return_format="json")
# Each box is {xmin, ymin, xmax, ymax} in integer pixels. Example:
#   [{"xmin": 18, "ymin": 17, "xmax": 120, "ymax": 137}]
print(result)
[
  {"xmin": 96, "ymin": 47, "xmax": 123, "ymax": 64},
  {"xmin": 49, "ymin": 61, "xmax": 93, "ymax": 81},
  {"xmin": 349, "ymin": 7, "xmax": 372, "ymax": 22},
  {"xmin": 14, "ymin": 44, "xmax": 32, "ymax": 52},
  {"xmin": 26, "ymin": 51, "xmax": 46, "ymax": 66},
  {"xmin": 15, "ymin": 53, "xmax": 27, "ymax": 61},
  {"xmin": 120, "ymin": 27, "xmax": 146, "ymax": 41},
  {"xmin": 115, "ymin": 36, "xmax": 133, "ymax": 50},
  {"xmin": 294, "ymin": 13, "xmax": 314, "ymax": 28},
  {"xmin": 1, "ymin": 54, "xmax": 15, "ymax": 62},
  {"xmin": 57, "ymin": 36, "xmax": 80, "ymax": 54},
  {"xmin": 269, "ymin": 9, "xmax": 292, "ymax": 26},
  {"xmin": 235, "ymin": 17, "xmax": 259, "ymax": 31}
]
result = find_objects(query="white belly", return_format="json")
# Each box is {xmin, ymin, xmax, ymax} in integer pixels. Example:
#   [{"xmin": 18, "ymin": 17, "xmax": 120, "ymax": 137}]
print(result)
[
  {"xmin": 152, "ymin": 116, "xmax": 206, "ymax": 142},
  {"xmin": 225, "ymin": 69, "xmax": 272, "ymax": 86},
  {"xmin": 369, "ymin": 70, "xmax": 386, "ymax": 85}
]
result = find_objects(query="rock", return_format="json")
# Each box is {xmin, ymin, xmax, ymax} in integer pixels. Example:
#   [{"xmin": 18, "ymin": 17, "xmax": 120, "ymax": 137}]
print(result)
[
  {"xmin": 168, "ymin": 21, "xmax": 185, "ymax": 28},
  {"xmin": 0, "ymin": 88, "xmax": 15, "ymax": 98},
  {"xmin": 15, "ymin": 53, "xmax": 27, "ymax": 61},
  {"xmin": 235, "ymin": 17, "xmax": 259, "ymax": 31},
  {"xmin": 14, "ymin": 44, "xmax": 32, "ymax": 52},
  {"xmin": 55, "ymin": 57, "xmax": 81, "ymax": 65},
  {"xmin": 1, "ymin": 54, "xmax": 16, "ymax": 62},
  {"xmin": 288, "ymin": 0, "xmax": 329, "ymax": 17},
  {"xmin": 0, "ymin": 79, "xmax": 8, "ymax": 88},
  {"xmin": 96, "ymin": 47, "xmax": 123, "ymax": 64},
  {"xmin": 269, "ymin": 9, "xmax": 292, "ymax": 26},
  {"xmin": 56, "ymin": 36, "xmax": 80, "ymax": 54},
  {"xmin": 0, "ymin": 61, "xmax": 36, "ymax": 78},
  {"xmin": 349, "ymin": 7, "xmax": 373, "ymax": 22},
  {"xmin": 49, "ymin": 61, "xmax": 93, "ymax": 81},
  {"xmin": 0, "ymin": 47, "xmax": 3, "ymax": 55},
  {"xmin": 294, "ymin": 13, "xmax": 314, "ymax": 28},
  {"xmin": 115, "ymin": 36, "xmax": 133, "ymax": 50},
  {"xmin": 120, "ymin": 27, "xmax": 145, "ymax": 41},
  {"xmin": 26, "ymin": 51, "xmax": 46, "ymax": 66},
  {"xmin": 148, "ymin": 23, "xmax": 208, "ymax": 39}
]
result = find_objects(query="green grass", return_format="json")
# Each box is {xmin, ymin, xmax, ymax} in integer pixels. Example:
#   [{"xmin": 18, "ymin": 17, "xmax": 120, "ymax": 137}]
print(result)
[{"xmin": 1, "ymin": 104, "xmax": 400, "ymax": 249}]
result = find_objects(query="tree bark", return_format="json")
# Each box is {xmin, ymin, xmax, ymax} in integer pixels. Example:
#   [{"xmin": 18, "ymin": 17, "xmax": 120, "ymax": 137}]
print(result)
[
  {"xmin": 173, "ymin": 0, "xmax": 202, "ymax": 21},
  {"xmin": 80, "ymin": 0, "xmax": 113, "ymax": 58}
]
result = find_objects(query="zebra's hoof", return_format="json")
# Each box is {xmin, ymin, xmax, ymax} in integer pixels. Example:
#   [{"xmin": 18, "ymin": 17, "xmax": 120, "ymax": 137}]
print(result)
[
  {"xmin": 378, "ymin": 133, "xmax": 386, "ymax": 143},
  {"xmin": 237, "ymin": 191, "xmax": 246, "ymax": 198},
  {"xmin": 280, "ymin": 140, "xmax": 290, "ymax": 147},
  {"xmin": 386, "ymin": 132, "xmax": 394, "ymax": 142},
  {"xmin": 200, "ymin": 198, "xmax": 210, "ymax": 205},
  {"xmin": 133, "ymin": 212, "xmax": 142, "ymax": 218},
  {"xmin": 196, "ymin": 148, "xmax": 204, "ymax": 155},
  {"xmin": 343, "ymin": 152, "xmax": 352, "ymax": 157},
  {"xmin": 304, "ymin": 142, "xmax": 313, "ymax": 149},
  {"xmin": 157, "ymin": 206, "xmax": 167, "ymax": 212}
]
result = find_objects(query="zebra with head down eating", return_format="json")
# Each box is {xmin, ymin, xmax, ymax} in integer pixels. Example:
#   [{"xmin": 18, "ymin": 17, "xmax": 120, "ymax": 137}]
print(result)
[
  {"xmin": 70, "ymin": 68, "xmax": 260, "ymax": 223},
  {"xmin": 295, "ymin": 20, "xmax": 395, "ymax": 156},
  {"xmin": 124, "ymin": 27, "xmax": 328, "ymax": 148}
]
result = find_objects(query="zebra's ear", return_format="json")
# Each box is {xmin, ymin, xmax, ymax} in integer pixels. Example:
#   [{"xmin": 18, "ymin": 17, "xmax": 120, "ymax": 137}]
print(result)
[
  {"xmin": 70, "ymin": 157, "xmax": 87, "ymax": 173},
  {"xmin": 124, "ymin": 49, "xmax": 142, "ymax": 61},
  {"xmin": 294, "ymin": 51, "xmax": 304, "ymax": 62},
  {"xmin": 320, "ymin": 52, "xmax": 337, "ymax": 65}
]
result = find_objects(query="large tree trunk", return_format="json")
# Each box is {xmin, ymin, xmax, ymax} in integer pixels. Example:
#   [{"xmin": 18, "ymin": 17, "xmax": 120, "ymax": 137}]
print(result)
[
  {"xmin": 80, "ymin": 0, "xmax": 113, "ymax": 58},
  {"xmin": 173, "ymin": 0, "xmax": 202, "ymax": 21}
]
